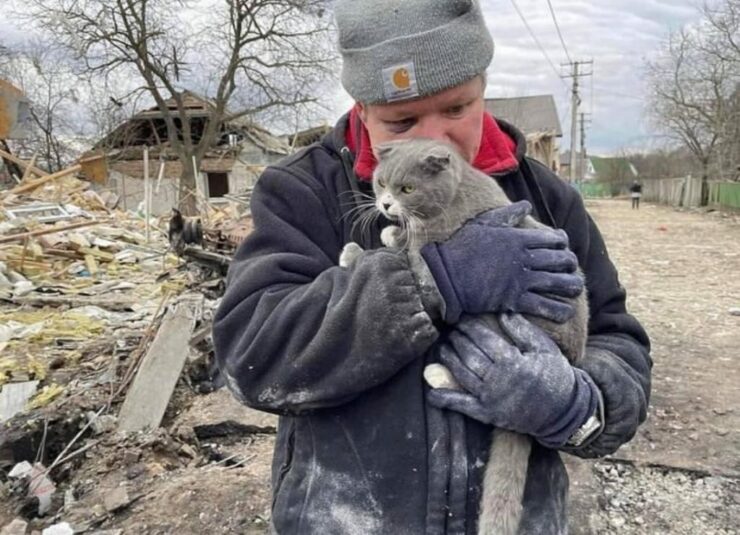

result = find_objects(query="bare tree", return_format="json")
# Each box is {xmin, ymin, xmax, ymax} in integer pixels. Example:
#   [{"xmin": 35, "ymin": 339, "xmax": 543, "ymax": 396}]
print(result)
[
  {"xmin": 702, "ymin": 0, "xmax": 740, "ymax": 65},
  {"xmin": 645, "ymin": 0, "xmax": 739, "ymax": 203},
  {"xmin": 23, "ymin": 0, "xmax": 334, "ymax": 214},
  {"xmin": 629, "ymin": 146, "xmax": 704, "ymax": 180},
  {"xmin": 0, "ymin": 40, "xmax": 83, "ymax": 171},
  {"xmin": 702, "ymin": 0, "xmax": 740, "ymax": 181}
]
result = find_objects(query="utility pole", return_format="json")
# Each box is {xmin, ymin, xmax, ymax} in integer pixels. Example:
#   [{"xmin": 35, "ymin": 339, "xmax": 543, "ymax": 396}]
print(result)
[
  {"xmin": 579, "ymin": 112, "xmax": 591, "ymax": 181},
  {"xmin": 562, "ymin": 60, "xmax": 593, "ymax": 182}
]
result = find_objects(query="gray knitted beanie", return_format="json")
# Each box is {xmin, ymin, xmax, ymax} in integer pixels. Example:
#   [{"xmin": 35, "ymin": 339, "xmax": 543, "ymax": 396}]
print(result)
[{"xmin": 335, "ymin": 0, "xmax": 494, "ymax": 104}]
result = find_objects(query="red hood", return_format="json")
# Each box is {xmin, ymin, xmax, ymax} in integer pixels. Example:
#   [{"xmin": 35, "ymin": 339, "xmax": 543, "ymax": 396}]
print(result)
[{"xmin": 345, "ymin": 105, "xmax": 519, "ymax": 181}]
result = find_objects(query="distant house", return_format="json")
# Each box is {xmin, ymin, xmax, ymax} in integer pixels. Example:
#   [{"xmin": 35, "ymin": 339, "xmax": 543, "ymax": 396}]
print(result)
[
  {"xmin": 589, "ymin": 156, "xmax": 638, "ymax": 183},
  {"xmin": 0, "ymin": 79, "xmax": 32, "ymax": 140},
  {"xmin": 560, "ymin": 152, "xmax": 638, "ymax": 183},
  {"xmin": 285, "ymin": 124, "xmax": 333, "ymax": 149},
  {"xmin": 93, "ymin": 92, "xmax": 291, "ymax": 214},
  {"xmin": 485, "ymin": 95, "xmax": 562, "ymax": 171}
]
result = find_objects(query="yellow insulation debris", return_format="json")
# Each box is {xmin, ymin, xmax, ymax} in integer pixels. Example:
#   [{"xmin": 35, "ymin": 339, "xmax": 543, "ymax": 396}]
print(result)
[{"xmin": 26, "ymin": 383, "xmax": 65, "ymax": 410}]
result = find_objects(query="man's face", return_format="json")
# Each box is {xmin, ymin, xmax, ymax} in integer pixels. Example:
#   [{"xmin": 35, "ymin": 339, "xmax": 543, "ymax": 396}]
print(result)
[{"xmin": 357, "ymin": 76, "xmax": 486, "ymax": 164}]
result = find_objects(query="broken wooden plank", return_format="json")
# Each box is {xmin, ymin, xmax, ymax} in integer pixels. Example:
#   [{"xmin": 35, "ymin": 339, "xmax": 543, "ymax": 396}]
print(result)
[
  {"xmin": 41, "ymin": 249, "xmax": 84, "ymax": 261},
  {"xmin": 8, "ymin": 295, "xmax": 139, "ymax": 312},
  {"xmin": 117, "ymin": 295, "xmax": 202, "ymax": 433},
  {"xmin": 84, "ymin": 254, "xmax": 99, "ymax": 276},
  {"xmin": 77, "ymin": 152, "xmax": 108, "ymax": 184},
  {"xmin": 0, "ymin": 148, "xmax": 48, "ymax": 178},
  {"xmin": 0, "ymin": 381, "xmax": 39, "ymax": 423},
  {"xmin": 0, "ymin": 219, "xmax": 106, "ymax": 245},
  {"xmin": 77, "ymin": 247, "xmax": 115, "ymax": 262},
  {"xmin": 8, "ymin": 164, "xmax": 82, "ymax": 195},
  {"xmin": 21, "ymin": 151, "xmax": 40, "ymax": 181}
]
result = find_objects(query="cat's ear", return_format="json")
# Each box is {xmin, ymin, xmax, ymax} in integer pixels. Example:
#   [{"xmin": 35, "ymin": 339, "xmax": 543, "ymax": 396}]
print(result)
[{"xmin": 421, "ymin": 149, "xmax": 451, "ymax": 174}]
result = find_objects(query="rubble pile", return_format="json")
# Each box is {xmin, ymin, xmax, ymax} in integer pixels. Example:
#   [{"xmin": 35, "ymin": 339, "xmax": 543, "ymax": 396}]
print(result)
[{"xmin": 0, "ymin": 161, "xmax": 260, "ymax": 533}]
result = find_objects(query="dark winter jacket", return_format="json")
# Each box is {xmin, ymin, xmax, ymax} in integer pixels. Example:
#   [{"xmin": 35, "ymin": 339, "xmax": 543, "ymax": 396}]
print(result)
[{"xmin": 213, "ymin": 114, "xmax": 652, "ymax": 535}]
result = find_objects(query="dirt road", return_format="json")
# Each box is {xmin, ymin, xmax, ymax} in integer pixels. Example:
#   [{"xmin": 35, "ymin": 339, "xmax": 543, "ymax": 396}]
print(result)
[{"xmin": 567, "ymin": 199, "xmax": 740, "ymax": 534}]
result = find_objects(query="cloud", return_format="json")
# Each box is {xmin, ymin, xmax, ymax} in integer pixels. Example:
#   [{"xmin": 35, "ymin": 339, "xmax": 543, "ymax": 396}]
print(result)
[{"xmin": 481, "ymin": 0, "xmax": 703, "ymax": 154}]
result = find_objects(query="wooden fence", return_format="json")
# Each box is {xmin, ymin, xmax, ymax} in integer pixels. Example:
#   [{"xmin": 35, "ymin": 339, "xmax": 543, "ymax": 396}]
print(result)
[
  {"xmin": 578, "ymin": 176, "xmax": 740, "ymax": 211},
  {"xmin": 640, "ymin": 176, "xmax": 703, "ymax": 208}
]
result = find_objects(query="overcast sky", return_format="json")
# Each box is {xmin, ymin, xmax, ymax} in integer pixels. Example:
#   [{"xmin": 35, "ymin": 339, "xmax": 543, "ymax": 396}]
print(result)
[
  {"xmin": 328, "ymin": 0, "xmax": 705, "ymax": 155},
  {"xmin": 1, "ymin": 0, "xmax": 706, "ymax": 155}
]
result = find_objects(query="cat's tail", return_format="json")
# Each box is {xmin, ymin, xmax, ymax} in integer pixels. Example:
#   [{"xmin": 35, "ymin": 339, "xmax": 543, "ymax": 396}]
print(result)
[{"xmin": 478, "ymin": 429, "xmax": 531, "ymax": 535}]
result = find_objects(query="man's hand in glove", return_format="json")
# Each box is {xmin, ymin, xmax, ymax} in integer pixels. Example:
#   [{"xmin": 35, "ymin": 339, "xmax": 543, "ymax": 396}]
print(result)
[
  {"xmin": 420, "ymin": 202, "xmax": 583, "ymax": 324},
  {"xmin": 427, "ymin": 314, "xmax": 601, "ymax": 448}
]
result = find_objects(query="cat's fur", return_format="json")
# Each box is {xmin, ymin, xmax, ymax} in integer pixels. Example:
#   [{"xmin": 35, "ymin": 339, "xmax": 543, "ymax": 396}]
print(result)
[{"xmin": 340, "ymin": 138, "xmax": 588, "ymax": 535}]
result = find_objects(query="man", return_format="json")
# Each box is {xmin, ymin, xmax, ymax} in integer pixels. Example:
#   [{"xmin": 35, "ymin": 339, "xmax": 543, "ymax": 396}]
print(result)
[
  {"xmin": 213, "ymin": 1, "xmax": 651, "ymax": 533},
  {"xmin": 630, "ymin": 180, "xmax": 643, "ymax": 209}
]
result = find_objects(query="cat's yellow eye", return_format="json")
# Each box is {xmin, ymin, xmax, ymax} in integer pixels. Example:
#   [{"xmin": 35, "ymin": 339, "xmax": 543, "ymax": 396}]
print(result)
[
  {"xmin": 377, "ymin": 179, "xmax": 386, "ymax": 188},
  {"xmin": 401, "ymin": 185, "xmax": 415, "ymax": 194}
]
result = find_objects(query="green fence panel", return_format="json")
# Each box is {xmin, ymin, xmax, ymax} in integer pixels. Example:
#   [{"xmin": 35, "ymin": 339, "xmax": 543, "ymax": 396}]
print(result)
[
  {"xmin": 575, "ymin": 182, "xmax": 613, "ymax": 198},
  {"xmin": 710, "ymin": 182, "xmax": 740, "ymax": 210}
]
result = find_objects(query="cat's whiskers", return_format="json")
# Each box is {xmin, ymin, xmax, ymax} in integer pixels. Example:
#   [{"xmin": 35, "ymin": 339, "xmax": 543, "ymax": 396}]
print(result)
[
  {"xmin": 341, "ymin": 199, "xmax": 377, "ymax": 221},
  {"xmin": 344, "ymin": 200, "xmax": 382, "ymax": 241},
  {"xmin": 358, "ymin": 207, "xmax": 382, "ymax": 240}
]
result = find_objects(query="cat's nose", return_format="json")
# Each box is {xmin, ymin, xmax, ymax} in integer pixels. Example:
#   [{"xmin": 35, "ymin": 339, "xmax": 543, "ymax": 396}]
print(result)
[{"xmin": 382, "ymin": 202, "xmax": 392, "ymax": 211}]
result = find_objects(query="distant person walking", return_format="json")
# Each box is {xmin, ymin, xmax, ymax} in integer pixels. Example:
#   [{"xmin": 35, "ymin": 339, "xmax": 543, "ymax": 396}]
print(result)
[{"xmin": 630, "ymin": 180, "xmax": 643, "ymax": 209}]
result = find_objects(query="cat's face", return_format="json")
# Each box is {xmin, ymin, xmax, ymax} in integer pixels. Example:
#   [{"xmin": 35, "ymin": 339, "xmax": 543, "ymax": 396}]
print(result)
[{"xmin": 372, "ymin": 139, "xmax": 462, "ymax": 221}]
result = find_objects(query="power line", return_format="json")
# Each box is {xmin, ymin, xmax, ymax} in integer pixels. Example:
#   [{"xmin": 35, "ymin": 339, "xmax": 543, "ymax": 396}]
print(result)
[
  {"xmin": 593, "ymin": 88, "xmax": 643, "ymax": 101},
  {"xmin": 508, "ymin": 0, "xmax": 569, "ymax": 89},
  {"xmin": 546, "ymin": 0, "xmax": 572, "ymax": 64}
]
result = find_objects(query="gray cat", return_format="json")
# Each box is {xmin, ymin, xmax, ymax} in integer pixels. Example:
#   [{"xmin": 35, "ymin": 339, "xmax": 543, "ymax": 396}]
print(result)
[{"xmin": 339, "ymin": 138, "xmax": 588, "ymax": 535}]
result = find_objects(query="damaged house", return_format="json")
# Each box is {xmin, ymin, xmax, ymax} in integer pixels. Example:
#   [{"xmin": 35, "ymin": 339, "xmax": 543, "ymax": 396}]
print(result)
[
  {"xmin": 485, "ymin": 95, "xmax": 563, "ymax": 172},
  {"xmin": 93, "ymin": 92, "xmax": 291, "ymax": 215}
]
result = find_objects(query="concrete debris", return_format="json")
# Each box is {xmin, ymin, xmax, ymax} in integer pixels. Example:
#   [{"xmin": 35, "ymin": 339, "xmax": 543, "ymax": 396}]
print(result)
[
  {"xmin": 0, "ymin": 380, "xmax": 39, "ymax": 422},
  {"xmin": 0, "ymin": 150, "xmax": 255, "ymax": 529},
  {"xmin": 41, "ymin": 523, "xmax": 74, "ymax": 535},
  {"xmin": 88, "ymin": 412, "xmax": 118, "ymax": 436},
  {"xmin": 117, "ymin": 294, "xmax": 203, "ymax": 433},
  {"xmin": 103, "ymin": 486, "xmax": 131, "ymax": 513},
  {"xmin": 0, "ymin": 519, "xmax": 28, "ymax": 535}
]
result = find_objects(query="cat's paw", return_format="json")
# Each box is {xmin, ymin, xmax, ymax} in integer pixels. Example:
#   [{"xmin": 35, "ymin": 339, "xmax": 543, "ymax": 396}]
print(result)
[
  {"xmin": 380, "ymin": 225, "xmax": 403, "ymax": 248},
  {"xmin": 339, "ymin": 242, "xmax": 364, "ymax": 268},
  {"xmin": 423, "ymin": 364, "xmax": 460, "ymax": 390}
]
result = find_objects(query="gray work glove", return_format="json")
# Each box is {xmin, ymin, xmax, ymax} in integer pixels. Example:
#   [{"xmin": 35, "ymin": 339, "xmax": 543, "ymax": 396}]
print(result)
[
  {"xmin": 420, "ymin": 202, "xmax": 583, "ymax": 324},
  {"xmin": 427, "ymin": 314, "xmax": 600, "ymax": 448}
]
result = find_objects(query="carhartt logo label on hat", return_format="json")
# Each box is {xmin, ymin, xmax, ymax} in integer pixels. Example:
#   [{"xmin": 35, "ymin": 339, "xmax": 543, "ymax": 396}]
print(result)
[{"xmin": 383, "ymin": 62, "xmax": 419, "ymax": 102}]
